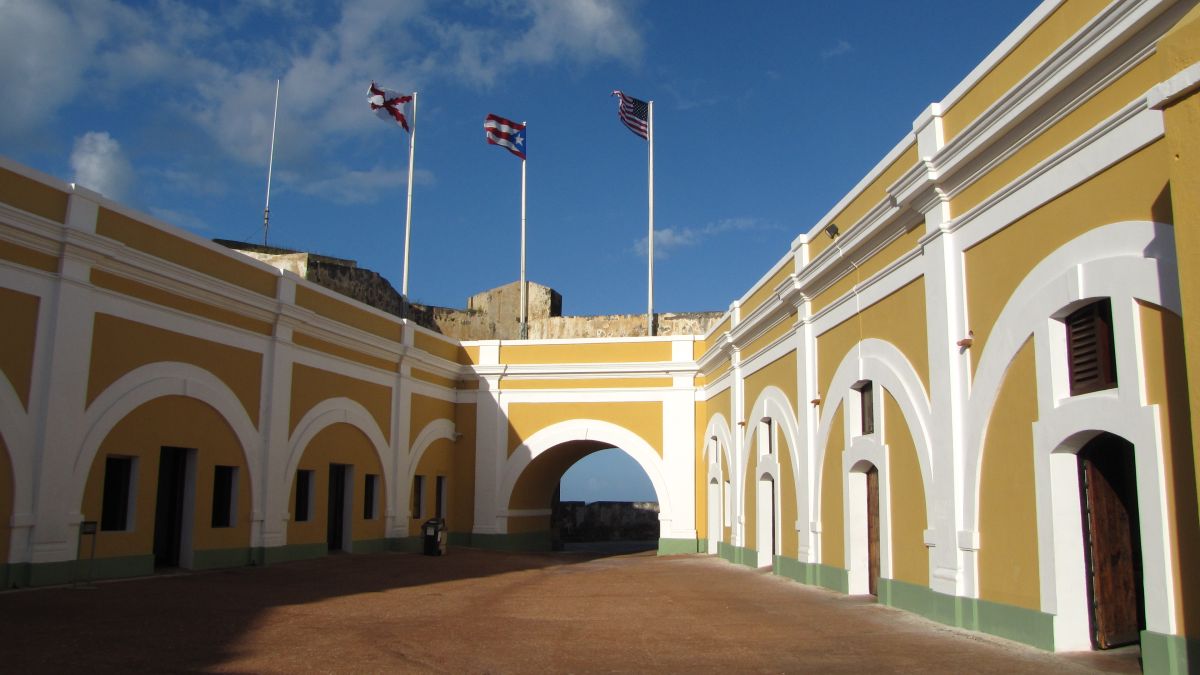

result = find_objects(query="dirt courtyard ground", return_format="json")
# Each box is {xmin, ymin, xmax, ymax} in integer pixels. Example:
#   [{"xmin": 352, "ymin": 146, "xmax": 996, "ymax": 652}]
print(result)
[{"xmin": 0, "ymin": 548, "xmax": 1141, "ymax": 673}]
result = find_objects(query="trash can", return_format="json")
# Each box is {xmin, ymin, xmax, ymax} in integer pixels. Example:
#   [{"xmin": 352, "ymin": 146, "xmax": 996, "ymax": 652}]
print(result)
[{"xmin": 422, "ymin": 518, "xmax": 447, "ymax": 556}]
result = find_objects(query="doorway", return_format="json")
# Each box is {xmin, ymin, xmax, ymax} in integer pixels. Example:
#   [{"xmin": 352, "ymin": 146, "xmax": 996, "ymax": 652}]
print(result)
[
  {"xmin": 866, "ymin": 465, "xmax": 880, "ymax": 597},
  {"xmin": 153, "ymin": 447, "xmax": 193, "ymax": 568},
  {"xmin": 1078, "ymin": 433, "xmax": 1144, "ymax": 649},
  {"xmin": 756, "ymin": 476, "xmax": 775, "ymax": 568},
  {"xmin": 707, "ymin": 477, "xmax": 720, "ymax": 554},
  {"xmin": 327, "ymin": 463, "xmax": 351, "ymax": 552}
]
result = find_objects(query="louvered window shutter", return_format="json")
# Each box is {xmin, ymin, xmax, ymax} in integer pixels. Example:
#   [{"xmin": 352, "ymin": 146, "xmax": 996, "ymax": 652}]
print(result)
[{"xmin": 1067, "ymin": 300, "xmax": 1117, "ymax": 395}]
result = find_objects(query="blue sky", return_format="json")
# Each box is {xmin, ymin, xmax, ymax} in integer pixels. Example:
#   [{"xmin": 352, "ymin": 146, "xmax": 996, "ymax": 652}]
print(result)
[
  {"xmin": 1, "ymin": 1, "xmax": 1041, "ymax": 504},
  {"xmin": 1, "ymin": 0, "xmax": 1041, "ymax": 316}
]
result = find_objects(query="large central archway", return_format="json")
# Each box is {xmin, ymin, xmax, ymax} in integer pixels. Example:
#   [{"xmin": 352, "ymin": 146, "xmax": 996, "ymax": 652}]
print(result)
[{"xmin": 498, "ymin": 419, "xmax": 673, "ymax": 551}]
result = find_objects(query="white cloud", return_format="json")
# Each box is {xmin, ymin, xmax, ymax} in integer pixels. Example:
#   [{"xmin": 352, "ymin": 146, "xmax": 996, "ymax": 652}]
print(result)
[
  {"xmin": 821, "ymin": 39, "xmax": 852, "ymax": 60},
  {"xmin": 148, "ymin": 206, "xmax": 210, "ymax": 232},
  {"xmin": 70, "ymin": 131, "xmax": 133, "ymax": 200},
  {"xmin": 633, "ymin": 217, "xmax": 763, "ymax": 259}
]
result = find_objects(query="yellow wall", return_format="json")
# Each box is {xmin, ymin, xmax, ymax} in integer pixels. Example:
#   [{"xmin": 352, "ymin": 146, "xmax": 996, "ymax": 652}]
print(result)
[
  {"xmin": 778, "ymin": 433, "xmax": 799, "ymax": 557},
  {"xmin": 0, "ymin": 167, "xmax": 67, "ymax": 224},
  {"xmin": 941, "ymin": 1, "xmax": 1106, "ymax": 141},
  {"xmin": 91, "ymin": 269, "xmax": 272, "ymax": 336},
  {"xmin": 1138, "ymin": 302, "xmax": 1199, "ymax": 633},
  {"xmin": 0, "ymin": 240, "xmax": 57, "ymax": 273},
  {"xmin": 88, "ymin": 313, "xmax": 263, "ymax": 426},
  {"xmin": 810, "ymin": 223, "xmax": 923, "ymax": 315},
  {"xmin": 883, "ymin": 390, "xmax": 929, "ymax": 586},
  {"xmin": 285, "ymin": 422, "xmax": 386, "ymax": 547},
  {"xmin": 505, "ymin": 401, "xmax": 663, "ymax": 457},
  {"xmin": 977, "ymin": 339, "xmax": 1040, "ymax": 610},
  {"xmin": 292, "ymin": 331, "xmax": 397, "ymax": 372},
  {"xmin": 453, "ymin": 402, "xmax": 477, "ymax": 534},
  {"xmin": 499, "ymin": 377, "xmax": 672, "ymax": 390},
  {"xmin": 500, "ymin": 340, "xmax": 672, "ymax": 365},
  {"xmin": 414, "ymin": 330, "xmax": 461, "ymax": 363},
  {"xmin": 290, "ymin": 363, "xmax": 391, "ymax": 443},
  {"xmin": 294, "ymin": 285, "xmax": 402, "ymax": 343},
  {"xmin": 816, "ymin": 278, "xmax": 930, "ymax": 397},
  {"xmin": 741, "ymin": 313, "xmax": 796, "ymax": 361},
  {"xmin": 0, "ymin": 288, "xmax": 39, "ymax": 409},
  {"xmin": 953, "ymin": 55, "xmax": 1163, "ymax": 217},
  {"xmin": 743, "ymin": 351, "xmax": 798, "ymax": 422},
  {"xmin": 964, "ymin": 141, "xmax": 1171, "ymax": 374},
  {"xmin": 820, "ymin": 406, "xmax": 846, "ymax": 568},
  {"xmin": 1158, "ymin": 4, "xmax": 1200, "ymax": 531},
  {"xmin": 741, "ymin": 262, "xmax": 794, "ymax": 319},
  {"xmin": 507, "ymin": 440, "xmax": 605, "ymax": 511},
  {"xmin": 79, "ymin": 396, "xmax": 252, "ymax": 558},
  {"xmin": 409, "ymin": 393, "xmax": 455, "ymax": 447},
  {"xmin": 97, "ymin": 208, "xmax": 277, "ymax": 298},
  {"xmin": 410, "ymin": 438, "xmax": 462, "ymax": 532}
]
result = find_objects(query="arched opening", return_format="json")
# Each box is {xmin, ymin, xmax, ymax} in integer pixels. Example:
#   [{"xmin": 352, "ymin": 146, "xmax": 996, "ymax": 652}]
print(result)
[
  {"xmin": 80, "ymin": 395, "xmax": 252, "ymax": 575},
  {"xmin": 508, "ymin": 440, "xmax": 662, "ymax": 553},
  {"xmin": 1077, "ymin": 433, "xmax": 1144, "ymax": 649},
  {"xmin": 756, "ymin": 474, "xmax": 776, "ymax": 568}
]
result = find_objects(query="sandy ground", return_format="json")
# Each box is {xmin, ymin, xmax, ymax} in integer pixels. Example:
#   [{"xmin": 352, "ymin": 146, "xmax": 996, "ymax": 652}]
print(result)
[{"xmin": 0, "ymin": 548, "xmax": 1142, "ymax": 673}]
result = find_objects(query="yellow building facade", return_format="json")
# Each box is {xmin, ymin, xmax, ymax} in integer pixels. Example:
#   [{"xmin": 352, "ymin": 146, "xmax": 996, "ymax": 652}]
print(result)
[{"xmin": 0, "ymin": 0, "xmax": 1198, "ymax": 670}]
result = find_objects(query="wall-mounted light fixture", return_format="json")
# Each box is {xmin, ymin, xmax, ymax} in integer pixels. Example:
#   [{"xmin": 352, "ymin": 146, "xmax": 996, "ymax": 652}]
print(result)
[
  {"xmin": 710, "ymin": 435, "xmax": 718, "ymax": 442},
  {"xmin": 956, "ymin": 330, "xmax": 975, "ymax": 349},
  {"xmin": 825, "ymin": 224, "xmax": 839, "ymax": 239},
  {"xmin": 452, "ymin": 432, "xmax": 464, "ymax": 441},
  {"xmin": 810, "ymin": 396, "xmax": 822, "ymax": 407},
  {"xmin": 760, "ymin": 416, "xmax": 772, "ymax": 425},
  {"xmin": 737, "ymin": 420, "xmax": 747, "ymax": 427}
]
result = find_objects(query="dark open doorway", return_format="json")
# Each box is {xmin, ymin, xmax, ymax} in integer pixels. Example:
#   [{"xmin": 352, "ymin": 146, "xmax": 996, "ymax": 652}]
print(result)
[
  {"xmin": 866, "ymin": 465, "xmax": 880, "ymax": 597},
  {"xmin": 327, "ymin": 464, "xmax": 349, "ymax": 552},
  {"xmin": 154, "ymin": 447, "xmax": 192, "ymax": 568},
  {"xmin": 1078, "ymin": 433, "xmax": 1144, "ymax": 649}
]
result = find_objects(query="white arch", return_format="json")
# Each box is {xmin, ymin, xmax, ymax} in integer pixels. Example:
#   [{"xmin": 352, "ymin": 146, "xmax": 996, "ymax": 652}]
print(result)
[
  {"xmin": 740, "ymin": 386, "xmax": 797, "ymax": 564},
  {"xmin": 702, "ymin": 413, "xmax": 734, "ymax": 554},
  {"xmin": 74, "ymin": 362, "xmax": 261, "ymax": 517},
  {"xmin": 500, "ymin": 419, "xmax": 674, "ymax": 534},
  {"xmin": 811, "ymin": 337, "xmax": 935, "ymax": 563},
  {"xmin": 407, "ymin": 418, "xmax": 458, "ymax": 481},
  {"xmin": 961, "ymin": 221, "xmax": 1180, "ymax": 650},
  {"xmin": 284, "ymin": 396, "xmax": 391, "ymax": 492}
]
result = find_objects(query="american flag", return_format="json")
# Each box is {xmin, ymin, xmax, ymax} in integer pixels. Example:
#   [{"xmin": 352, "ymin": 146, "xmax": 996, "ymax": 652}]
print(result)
[
  {"xmin": 612, "ymin": 90, "xmax": 648, "ymax": 139},
  {"xmin": 484, "ymin": 114, "xmax": 527, "ymax": 160},
  {"xmin": 368, "ymin": 82, "xmax": 413, "ymax": 132}
]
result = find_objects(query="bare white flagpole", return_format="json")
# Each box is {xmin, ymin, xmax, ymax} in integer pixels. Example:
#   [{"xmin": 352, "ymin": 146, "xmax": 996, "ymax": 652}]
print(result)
[
  {"xmin": 519, "ymin": 122, "xmax": 528, "ymax": 339},
  {"xmin": 263, "ymin": 79, "xmax": 280, "ymax": 246},
  {"xmin": 647, "ymin": 100, "xmax": 655, "ymax": 337},
  {"xmin": 402, "ymin": 91, "xmax": 417, "ymax": 310}
]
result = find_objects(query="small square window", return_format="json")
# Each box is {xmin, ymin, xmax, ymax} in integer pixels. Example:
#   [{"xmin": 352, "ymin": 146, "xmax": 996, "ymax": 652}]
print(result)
[{"xmin": 1066, "ymin": 299, "xmax": 1117, "ymax": 395}]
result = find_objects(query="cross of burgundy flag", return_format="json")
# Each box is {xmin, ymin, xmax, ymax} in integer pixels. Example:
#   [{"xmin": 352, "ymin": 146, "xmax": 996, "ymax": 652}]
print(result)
[
  {"xmin": 368, "ymin": 82, "xmax": 413, "ymax": 132},
  {"xmin": 484, "ymin": 114, "xmax": 526, "ymax": 160},
  {"xmin": 612, "ymin": 90, "xmax": 649, "ymax": 139}
]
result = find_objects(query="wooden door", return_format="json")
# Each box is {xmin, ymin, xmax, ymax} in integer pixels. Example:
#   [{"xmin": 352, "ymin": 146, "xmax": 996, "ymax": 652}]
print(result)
[
  {"xmin": 1079, "ymin": 434, "xmax": 1143, "ymax": 649},
  {"xmin": 866, "ymin": 466, "xmax": 880, "ymax": 597}
]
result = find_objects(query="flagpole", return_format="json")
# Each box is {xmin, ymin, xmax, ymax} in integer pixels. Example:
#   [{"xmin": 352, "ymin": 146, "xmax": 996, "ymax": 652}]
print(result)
[
  {"xmin": 263, "ymin": 79, "xmax": 280, "ymax": 246},
  {"xmin": 402, "ymin": 91, "xmax": 417, "ymax": 317},
  {"xmin": 647, "ymin": 100, "xmax": 655, "ymax": 337},
  {"xmin": 519, "ymin": 122, "xmax": 528, "ymax": 340}
]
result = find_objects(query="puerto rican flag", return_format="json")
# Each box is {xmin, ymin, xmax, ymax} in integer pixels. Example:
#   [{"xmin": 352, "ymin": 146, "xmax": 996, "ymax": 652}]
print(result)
[
  {"xmin": 484, "ymin": 114, "xmax": 526, "ymax": 160},
  {"xmin": 368, "ymin": 82, "xmax": 413, "ymax": 132}
]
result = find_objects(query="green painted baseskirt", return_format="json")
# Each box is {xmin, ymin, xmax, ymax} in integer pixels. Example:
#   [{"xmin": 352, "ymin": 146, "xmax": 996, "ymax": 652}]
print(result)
[
  {"xmin": 877, "ymin": 578, "xmax": 1054, "ymax": 651},
  {"xmin": 657, "ymin": 538, "xmax": 701, "ymax": 555},
  {"xmin": 192, "ymin": 547, "xmax": 253, "ymax": 570},
  {"xmin": 2, "ymin": 554, "xmax": 155, "ymax": 588},
  {"xmin": 1141, "ymin": 630, "xmax": 1199, "ymax": 675},
  {"xmin": 351, "ymin": 538, "xmax": 389, "ymax": 554},
  {"xmin": 773, "ymin": 555, "xmax": 847, "ymax": 593}
]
